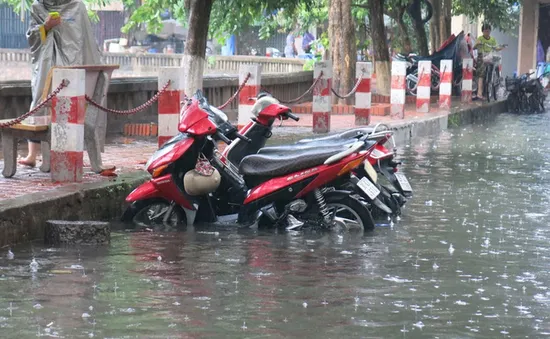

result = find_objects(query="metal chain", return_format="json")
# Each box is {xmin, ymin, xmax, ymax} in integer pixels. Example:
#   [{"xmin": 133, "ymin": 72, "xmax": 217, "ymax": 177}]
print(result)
[
  {"xmin": 217, "ymin": 72, "xmax": 251, "ymax": 110},
  {"xmin": 85, "ymin": 80, "xmax": 171, "ymax": 115},
  {"xmin": 331, "ymin": 69, "xmax": 365, "ymax": 100},
  {"xmin": 0, "ymin": 80, "xmax": 69, "ymax": 128},
  {"xmin": 278, "ymin": 71, "xmax": 324, "ymax": 104}
]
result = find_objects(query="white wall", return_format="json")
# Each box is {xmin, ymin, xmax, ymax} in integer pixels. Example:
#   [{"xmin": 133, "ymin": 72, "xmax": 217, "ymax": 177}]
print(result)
[{"xmin": 492, "ymin": 29, "xmax": 519, "ymax": 77}]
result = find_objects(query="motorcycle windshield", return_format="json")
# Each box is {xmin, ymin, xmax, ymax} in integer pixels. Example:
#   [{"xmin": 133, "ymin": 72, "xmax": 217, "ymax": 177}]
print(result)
[
  {"xmin": 179, "ymin": 90, "xmax": 227, "ymax": 135},
  {"xmin": 145, "ymin": 134, "xmax": 194, "ymax": 172}
]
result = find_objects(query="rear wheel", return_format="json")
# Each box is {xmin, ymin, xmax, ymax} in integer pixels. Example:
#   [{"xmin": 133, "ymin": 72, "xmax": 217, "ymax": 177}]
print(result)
[{"xmin": 324, "ymin": 192, "xmax": 375, "ymax": 231}]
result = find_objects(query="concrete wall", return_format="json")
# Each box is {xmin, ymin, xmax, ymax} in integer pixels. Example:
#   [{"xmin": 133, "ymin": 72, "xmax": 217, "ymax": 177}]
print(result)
[{"xmin": 0, "ymin": 72, "xmax": 314, "ymax": 135}]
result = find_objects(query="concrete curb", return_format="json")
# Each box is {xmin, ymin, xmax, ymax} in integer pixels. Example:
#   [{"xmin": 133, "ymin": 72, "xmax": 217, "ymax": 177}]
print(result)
[
  {"xmin": 0, "ymin": 100, "xmax": 508, "ymax": 246},
  {"xmin": 0, "ymin": 172, "xmax": 148, "ymax": 247},
  {"xmin": 388, "ymin": 101, "xmax": 507, "ymax": 144}
]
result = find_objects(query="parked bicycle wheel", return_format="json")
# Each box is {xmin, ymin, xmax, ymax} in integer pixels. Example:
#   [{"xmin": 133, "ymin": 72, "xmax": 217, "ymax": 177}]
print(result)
[
  {"xmin": 485, "ymin": 65, "xmax": 494, "ymax": 102},
  {"xmin": 528, "ymin": 94, "xmax": 541, "ymax": 113},
  {"xmin": 406, "ymin": 70, "xmax": 418, "ymax": 96},
  {"xmin": 506, "ymin": 93, "xmax": 520, "ymax": 113},
  {"xmin": 491, "ymin": 66, "xmax": 501, "ymax": 101}
]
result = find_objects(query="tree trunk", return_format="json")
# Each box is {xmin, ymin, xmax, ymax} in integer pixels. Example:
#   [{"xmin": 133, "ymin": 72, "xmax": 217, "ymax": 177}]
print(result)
[
  {"xmin": 328, "ymin": 0, "xmax": 356, "ymax": 104},
  {"xmin": 409, "ymin": 0, "xmax": 429, "ymax": 55},
  {"xmin": 182, "ymin": 0, "xmax": 214, "ymax": 97},
  {"xmin": 368, "ymin": 0, "xmax": 391, "ymax": 95},
  {"xmin": 121, "ymin": 0, "xmax": 142, "ymax": 48},
  {"xmin": 440, "ymin": 0, "xmax": 452, "ymax": 42},
  {"xmin": 396, "ymin": 8, "xmax": 412, "ymax": 54},
  {"xmin": 429, "ymin": 0, "xmax": 441, "ymax": 53},
  {"xmin": 358, "ymin": 22, "xmax": 368, "ymax": 58}
]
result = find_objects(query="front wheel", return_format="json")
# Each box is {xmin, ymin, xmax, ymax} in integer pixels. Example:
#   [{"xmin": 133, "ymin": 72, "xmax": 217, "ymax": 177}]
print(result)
[
  {"xmin": 406, "ymin": 70, "xmax": 418, "ymax": 96},
  {"xmin": 122, "ymin": 199, "xmax": 186, "ymax": 229},
  {"xmin": 324, "ymin": 192, "xmax": 376, "ymax": 231}
]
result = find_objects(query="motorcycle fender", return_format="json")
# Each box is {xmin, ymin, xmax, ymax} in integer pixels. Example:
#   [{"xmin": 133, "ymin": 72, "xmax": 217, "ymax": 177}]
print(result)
[
  {"xmin": 125, "ymin": 176, "xmax": 196, "ymax": 210},
  {"xmin": 324, "ymin": 189, "xmax": 355, "ymax": 201},
  {"xmin": 126, "ymin": 181, "xmax": 160, "ymax": 203},
  {"xmin": 349, "ymin": 175, "xmax": 393, "ymax": 214},
  {"xmin": 376, "ymin": 165, "xmax": 413, "ymax": 198}
]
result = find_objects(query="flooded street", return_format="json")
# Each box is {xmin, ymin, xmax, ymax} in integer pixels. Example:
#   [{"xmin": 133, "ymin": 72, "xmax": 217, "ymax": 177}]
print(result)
[{"xmin": 2, "ymin": 111, "xmax": 550, "ymax": 338}]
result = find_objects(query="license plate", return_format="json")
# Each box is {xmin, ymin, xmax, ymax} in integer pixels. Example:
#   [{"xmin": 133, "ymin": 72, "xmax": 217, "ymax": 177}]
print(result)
[
  {"xmin": 357, "ymin": 177, "xmax": 380, "ymax": 200},
  {"xmin": 394, "ymin": 173, "xmax": 412, "ymax": 192}
]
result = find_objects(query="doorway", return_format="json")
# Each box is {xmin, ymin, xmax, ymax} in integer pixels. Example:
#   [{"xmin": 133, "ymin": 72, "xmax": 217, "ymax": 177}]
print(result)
[{"xmin": 538, "ymin": 4, "xmax": 550, "ymax": 62}]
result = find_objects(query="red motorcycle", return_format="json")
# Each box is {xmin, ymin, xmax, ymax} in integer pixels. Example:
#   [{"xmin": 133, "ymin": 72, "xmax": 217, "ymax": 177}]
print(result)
[
  {"xmin": 221, "ymin": 93, "xmax": 411, "ymax": 217},
  {"xmin": 122, "ymin": 90, "xmax": 382, "ymax": 231}
]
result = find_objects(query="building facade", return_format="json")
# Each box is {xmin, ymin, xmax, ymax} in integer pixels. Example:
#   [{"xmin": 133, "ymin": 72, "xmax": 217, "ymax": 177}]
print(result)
[{"xmin": 518, "ymin": 0, "xmax": 550, "ymax": 73}]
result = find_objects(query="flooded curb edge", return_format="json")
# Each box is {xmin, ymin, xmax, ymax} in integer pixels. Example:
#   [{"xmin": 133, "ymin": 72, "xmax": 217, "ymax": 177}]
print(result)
[
  {"xmin": 0, "ymin": 101, "xmax": 507, "ymax": 246},
  {"xmin": 0, "ymin": 172, "xmax": 149, "ymax": 247}
]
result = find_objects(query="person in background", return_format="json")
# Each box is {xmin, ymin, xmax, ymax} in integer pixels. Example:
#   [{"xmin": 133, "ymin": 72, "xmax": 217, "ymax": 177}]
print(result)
[
  {"xmin": 302, "ymin": 31, "xmax": 315, "ymax": 54},
  {"xmin": 19, "ymin": 0, "xmax": 102, "ymax": 167},
  {"xmin": 474, "ymin": 24, "xmax": 504, "ymax": 100},
  {"xmin": 284, "ymin": 30, "xmax": 297, "ymax": 58}
]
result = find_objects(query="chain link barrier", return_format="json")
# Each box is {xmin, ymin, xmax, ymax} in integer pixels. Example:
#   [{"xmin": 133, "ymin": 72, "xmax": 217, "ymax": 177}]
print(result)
[
  {"xmin": 0, "ymin": 79, "xmax": 69, "ymax": 128},
  {"xmin": 276, "ymin": 71, "xmax": 324, "ymax": 105},
  {"xmin": 331, "ymin": 69, "xmax": 365, "ymax": 100},
  {"xmin": 217, "ymin": 72, "xmax": 251, "ymax": 110},
  {"xmin": 85, "ymin": 80, "xmax": 171, "ymax": 115}
]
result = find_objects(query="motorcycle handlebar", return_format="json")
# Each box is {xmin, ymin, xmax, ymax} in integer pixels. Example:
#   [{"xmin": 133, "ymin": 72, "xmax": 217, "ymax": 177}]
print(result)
[
  {"xmin": 234, "ymin": 132, "xmax": 252, "ymax": 143},
  {"xmin": 216, "ymin": 131, "xmax": 232, "ymax": 145},
  {"xmin": 286, "ymin": 112, "xmax": 300, "ymax": 121}
]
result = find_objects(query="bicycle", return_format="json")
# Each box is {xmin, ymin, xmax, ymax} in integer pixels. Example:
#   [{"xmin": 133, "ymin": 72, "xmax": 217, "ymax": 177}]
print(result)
[
  {"xmin": 476, "ymin": 43, "xmax": 507, "ymax": 102},
  {"xmin": 506, "ymin": 71, "xmax": 548, "ymax": 113},
  {"xmin": 393, "ymin": 53, "xmax": 441, "ymax": 96}
]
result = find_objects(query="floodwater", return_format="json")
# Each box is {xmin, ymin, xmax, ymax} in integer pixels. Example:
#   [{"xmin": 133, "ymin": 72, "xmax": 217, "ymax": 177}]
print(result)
[{"xmin": 2, "ymin": 111, "xmax": 550, "ymax": 338}]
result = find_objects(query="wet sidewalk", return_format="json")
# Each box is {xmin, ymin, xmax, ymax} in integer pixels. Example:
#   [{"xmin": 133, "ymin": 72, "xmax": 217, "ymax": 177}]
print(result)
[{"xmin": 0, "ymin": 100, "xmax": 487, "ymax": 201}]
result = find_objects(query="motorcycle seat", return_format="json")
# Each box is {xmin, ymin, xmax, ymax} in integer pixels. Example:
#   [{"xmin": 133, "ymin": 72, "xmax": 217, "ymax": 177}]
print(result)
[
  {"xmin": 297, "ymin": 127, "xmax": 380, "ymax": 143},
  {"xmin": 258, "ymin": 138, "xmax": 356, "ymax": 154},
  {"xmin": 239, "ymin": 145, "xmax": 349, "ymax": 178}
]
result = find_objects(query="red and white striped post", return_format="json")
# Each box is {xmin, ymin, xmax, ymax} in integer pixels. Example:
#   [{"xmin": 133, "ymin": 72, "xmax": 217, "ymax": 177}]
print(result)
[
  {"xmin": 354, "ymin": 61, "xmax": 372, "ymax": 125},
  {"xmin": 416, "ymin": 60, "xmax": 432, "ymax": 112},
  {"xmin": 50, "ymin": 69, "xmax": 86, "ymax": 182},
  {"xmin": 391, "ymin": 61, "xmax": 407, "ymax": 119},
  {"xmin": 439, "ymin": 59, "xmax": 453, "ymax": 110},
  {"xmin": 237, "ymin": 64, "xmax": 262, "ymax": 129},
  {"xmin": 461, "ymin": 58, "xmax": 473, "ymax": 103},
  {"xmin": 313, "ymin": 61, "xmax": 332, "ymax": 133},
  {"xmin": 158, "ymin": 67, "xmax": 185, "ymax": 147}
]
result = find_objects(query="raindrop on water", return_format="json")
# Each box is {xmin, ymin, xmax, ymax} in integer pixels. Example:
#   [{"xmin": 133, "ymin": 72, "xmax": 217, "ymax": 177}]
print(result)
[
  {"xmin": 29, "ymin": 259, "xmax": 39, "ymax": 272},
  {"xmin": 6, "ymin": 249, "xmax": 14, "ymax": 260},
  {"xmin": 448, "ymin": 244, "xmax": 455, "ymax": 255},
  {"xmin": 302, "ymin": 302, "xmax": 308, "ymax": 308},
  {"xmin": 413, "ymin": 321, "xmax": 424, "ymax": 330}
]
